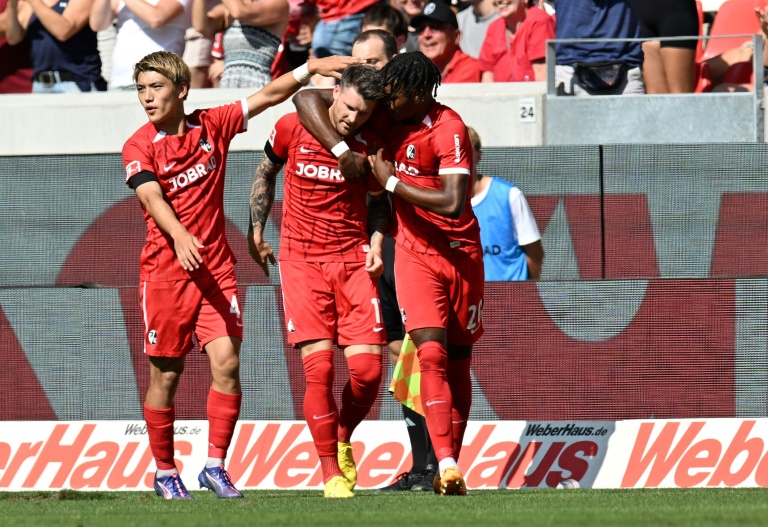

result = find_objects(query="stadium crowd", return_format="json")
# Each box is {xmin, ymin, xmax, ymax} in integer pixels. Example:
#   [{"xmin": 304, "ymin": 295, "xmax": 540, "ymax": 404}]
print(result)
[{"xmin": 5, "ymin": 0, "xmax": 761, "ymax": 96}]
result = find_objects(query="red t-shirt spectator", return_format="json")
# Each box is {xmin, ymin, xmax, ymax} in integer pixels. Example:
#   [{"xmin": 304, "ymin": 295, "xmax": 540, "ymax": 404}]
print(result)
[
  {"xmin": 310, "ymin": 0, "xmax": 379, "ymax": 22},
  {"xmin": 442, "ymin": 49, "xmax": 482, "ymax": 83},
  {"xmin": 0, "ymin": 0, "xmax": 33, "ymax": 93},
  {"xmin": 478, "ymin": 5, "xmax": 554, "ymax": 82}
]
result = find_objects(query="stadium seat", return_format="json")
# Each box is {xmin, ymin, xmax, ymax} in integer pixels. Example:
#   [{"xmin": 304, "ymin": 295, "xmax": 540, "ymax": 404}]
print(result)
[
  {"xmin": 698, "ymin": 0, "xmax": 761, "ymax": 62},
  {"xmin": 695, "ymin": 0, "xmax": 761, "ymax": 91}
]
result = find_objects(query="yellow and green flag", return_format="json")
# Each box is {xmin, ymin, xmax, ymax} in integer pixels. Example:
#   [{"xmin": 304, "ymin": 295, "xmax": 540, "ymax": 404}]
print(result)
[{"xmin": 388, "ymin": 334, "xmax": 424, "ymax": 416}]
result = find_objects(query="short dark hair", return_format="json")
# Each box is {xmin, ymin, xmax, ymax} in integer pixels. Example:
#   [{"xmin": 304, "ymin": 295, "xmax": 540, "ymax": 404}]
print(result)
[
  {"xmin": 362, "ymin": 4, "xmax": 408, "ymax": 38},
  {"xmin": 381, "ymin": 51, "xmax": 441, "ymax": 100},
  {"xmin": 353, "ymin": 29, "xmax": 398, "ymax": 60},
  {"xmin": 339, "ymin": 63, "xmax": 385, "ymax": 101}
]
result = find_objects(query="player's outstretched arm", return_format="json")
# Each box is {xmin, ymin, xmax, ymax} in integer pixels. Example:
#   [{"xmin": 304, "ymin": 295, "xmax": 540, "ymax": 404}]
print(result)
[
  {"xmin": 135, "ymin": 181, "xmax": 204, "ymax": 272},
  {"xmin": 292, "ymin": 88, "xmax": 368, "ymax": 180},
  {"xmin": 246, "ymin": 56, "xmax": 358, "ymax": 119},
  {"xmin": 368, "ymin": 148, "xmax": 468, "ymax": 219},
  {"xmin": 248, "ymin": 155, "xmax": 283, "ymax": 276}
]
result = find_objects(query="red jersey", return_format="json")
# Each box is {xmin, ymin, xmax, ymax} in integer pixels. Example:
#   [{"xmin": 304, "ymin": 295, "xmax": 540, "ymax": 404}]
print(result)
[
  {"xmin": 311, "ymin": 0, "xmax": 379, "ymax": 22},
  {"xmin": 478, "ymin": 7, "xmax": 554, "ymax": 82},
  {"xmin": 268, "ymin": 112, "xmax": 383, "ymax": 262},
  {"xmin": 381, "ymin": 103, "xmax": 481, "ymax": 255},
  {"xmin": 122, "ymin": 100, "xmax": 248, "ymax": 281},
  {"xmin": 442, "ymin": 49, "xmax": 482, "ymax": 84}
]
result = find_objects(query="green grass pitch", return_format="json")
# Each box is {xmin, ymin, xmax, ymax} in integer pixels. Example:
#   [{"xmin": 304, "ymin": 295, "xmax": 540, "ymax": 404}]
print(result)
[{"xmin": 2, "ymin": 488, "xmax": 768, "ymax": 527}]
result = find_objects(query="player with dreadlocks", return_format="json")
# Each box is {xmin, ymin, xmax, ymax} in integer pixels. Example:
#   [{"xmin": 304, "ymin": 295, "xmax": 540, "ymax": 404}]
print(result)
[{"xmin": 293, "ymin": 51, "xmax": 484, "ymax": 496}]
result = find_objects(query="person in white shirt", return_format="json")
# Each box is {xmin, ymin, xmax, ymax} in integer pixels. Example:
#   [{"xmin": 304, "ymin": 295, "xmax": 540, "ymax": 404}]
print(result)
[
  {"xmin": 456, "ymin": 0, "xmax": 497, "ymax": 59},
  {"xmin": 89, "ymin": 0, "xmax": 191, "ymax": 90}
]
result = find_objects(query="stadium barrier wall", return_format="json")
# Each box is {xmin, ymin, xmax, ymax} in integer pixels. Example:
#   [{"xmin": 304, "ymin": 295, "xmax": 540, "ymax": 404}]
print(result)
[
  {"xmin": 1, "ymin": 144, "xmax": 768, "ymax": 423},
  {"xmin": 3, "ymin": 418, "xmax": 768, "ymax": 490}
]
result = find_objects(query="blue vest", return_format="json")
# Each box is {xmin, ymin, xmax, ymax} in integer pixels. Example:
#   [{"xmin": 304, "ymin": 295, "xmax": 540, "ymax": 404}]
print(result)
[
  {"xmin": 28, "ymin": 0, "xmax": 104, "ymax": 90},
  {"xmin": 474, "ymin": 178, "xmax": 528, "ymax": 281}
]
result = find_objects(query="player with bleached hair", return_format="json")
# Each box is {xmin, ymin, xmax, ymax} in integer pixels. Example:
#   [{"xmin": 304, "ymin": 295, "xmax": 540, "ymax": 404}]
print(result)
[{"xmin": 122, "ymin": 50, "xmax": 354, "ymax": 500}]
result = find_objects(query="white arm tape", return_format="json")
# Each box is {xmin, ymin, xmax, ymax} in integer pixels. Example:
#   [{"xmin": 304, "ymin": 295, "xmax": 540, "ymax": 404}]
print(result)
[
  {"xmin": 292, "ymin": 63, "xmax": 312, "ymax": 85},
  {"xmin": 331, "ymin": 141, "xmax": 350, "ymax": 158},
  {"xmin": 385, "ymin": 175, "xmax": 400, "ymax": 193}
]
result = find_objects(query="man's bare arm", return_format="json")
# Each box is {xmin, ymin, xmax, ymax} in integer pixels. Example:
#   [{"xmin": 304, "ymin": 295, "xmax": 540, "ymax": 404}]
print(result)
[
  {"xmin": 522, "ymin": 240, "xmax": 544, "ymax": 279},
  {"xmin": 247, "ymin": 155, "xmax": 283, "ymax": 276},
  {"xmin": 292, "ymin": 88, "xmax": 368, "ymax": 179},
  {"xmin": 367, "ymin": 191, "xmax": 391, "ymax": 246},
  {"xmin": 249, "ymin": 155, "xmax": 283, "ymax": 238},
  {"xmin": 369, "ymin": 149, "xmax": 468, "ymax": 219}
]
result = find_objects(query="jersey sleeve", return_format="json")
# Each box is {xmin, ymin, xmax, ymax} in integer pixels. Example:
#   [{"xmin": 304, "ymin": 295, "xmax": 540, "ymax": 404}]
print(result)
[
  {"xmin": 207, "ymin": 100, "xmax": 249, "ymax": 142},
  {"xmin": 122, "ymin": 138, "xmax": 155, "ymax": 187},
  {"xmin": 433, "ymin": 116, "xmax": 472, "ymax": 176},
  {"xmin": 477, "ymin": 20, "xmax": 500, "ymax": 73},
  {"xmin": 509, "ymin": 186, "xmax": 542, "ymax": 245},
  {"xmin": 267, "ymin": 113, "xmax": 296, "ymax": 162},
  {"xmin": 526, "ymin": 14, "xmax": 556, "ymax": 62}
]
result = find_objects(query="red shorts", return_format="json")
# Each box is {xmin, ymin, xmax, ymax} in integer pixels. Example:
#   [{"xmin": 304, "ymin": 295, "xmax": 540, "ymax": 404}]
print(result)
[
  {"xmin": 139, "ymin": 267, "xmax": 243, "ymax": 357},
  {"xmin": 394, "ymin": 244, "xmax": 484, "ymax": 346},
  {"xmin": 279, "ymin": 260, "xmax": 386, "ymax": 346}
]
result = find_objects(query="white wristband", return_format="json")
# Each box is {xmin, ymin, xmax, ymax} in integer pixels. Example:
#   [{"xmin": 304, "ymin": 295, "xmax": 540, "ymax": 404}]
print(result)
[
  {"xmin": 331, "ymin": 141, "xmax": 350, "ymax": 158},
  {"xmin": 385, "ymin": 175, "xmax": 400, "ymax": 193},
  {"xmin": 292, "ymin": 63, "xmax": 312, "ymax": 85}
]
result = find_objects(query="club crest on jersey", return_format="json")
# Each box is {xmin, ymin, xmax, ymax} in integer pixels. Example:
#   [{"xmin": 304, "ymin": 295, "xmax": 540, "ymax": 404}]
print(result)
[
  {"xmin": 148, "ymin": 329, "xmax": 157, "ymax": 345},
  {"xmin": 406, "ymin": 144, "xmax": 416, "ymax": 160},
  {"xmin": 199, "ymin": 138, "xmax": 213, "ymax": 152}
]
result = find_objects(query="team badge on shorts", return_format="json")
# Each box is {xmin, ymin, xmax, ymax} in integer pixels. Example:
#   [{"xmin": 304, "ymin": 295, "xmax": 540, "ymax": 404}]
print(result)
[
  {"xmin": 148, "ymin": 329, "xmax": 157, "ymax": 345},
  {"xmin": 199, "ymin": 138, "xmax": 213, "ymax": 152},
  {"xmin": 406, "ymin": 144, "xmax": 416, "ymax": 160},
  {"xmin": 287, "ymin": 319, "xmax": 295, "ymax": 333},
  {"xmin": 400, "ymin": 308, "xmax": 407, "ymax": 324}
]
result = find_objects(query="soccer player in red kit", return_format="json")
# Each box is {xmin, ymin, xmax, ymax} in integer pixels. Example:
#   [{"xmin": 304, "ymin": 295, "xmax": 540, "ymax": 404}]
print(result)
[
  {"xmin": 293, "ymin": 51, "xmax": 484, "ymax": 496},
  {"xmin": 247, "ymin": 64, "xmax": 390, "ymax": 498},
  {"xmin": 122, "ymin": 50, "xmax": 355, "ymax": 500}
]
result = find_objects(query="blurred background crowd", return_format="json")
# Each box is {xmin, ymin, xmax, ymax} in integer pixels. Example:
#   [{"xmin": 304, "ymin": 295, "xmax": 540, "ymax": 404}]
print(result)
[{"xmin": 0, "ymin": 0, "xmax": 765, "ymax": 96}]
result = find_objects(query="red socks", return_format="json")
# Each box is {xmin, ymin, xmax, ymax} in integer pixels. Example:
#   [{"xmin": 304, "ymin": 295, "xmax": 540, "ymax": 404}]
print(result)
[
  {"xmin": 417, "ymin": 342, "xmax": 455, "ymax": 463},
  {"xmin": 447, "ymin": 357, "xmax": 472, "ymax": 459},
  {"xmin": 302, "ymin": 350, "xmax": 340, "ymax": 481},
  {"xmin": 207, "ymin": 388, "xmax": 242, "ymax": 459},
  {"xmin": 337, "ymin": 353, "xmax": 382, "ymax": 443},
  {"xmin": 144, "ymin": 404, "xmax": 175, "ymax": 470}
]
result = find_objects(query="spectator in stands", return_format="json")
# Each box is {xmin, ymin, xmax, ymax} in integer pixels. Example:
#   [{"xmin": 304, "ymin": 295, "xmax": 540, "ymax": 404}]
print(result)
[
  {"xmin": 456, "ymin": 0, "xmax": 497, "ymax": 59},
  {"xmin": 222, "ymin": 0, "xmax": 289, "ymax": 88},
  {"xmin": 554, "ymin": 0, "xmax": 644, "ymax": 96},
  {"xmin": 353, "ymin": 29, "xmax": 398, "ymax": 70},
  {"xmin": 183, "ymin": 28, "xmax": 213, "ymax": 88},
  {"xmin": 0, "ymin": 0, "xmax": 33, "ymax": 93},
  {"xmin": 468, "ymin": 126, "xmax": 543, "ymax": 280},
  {"xmin": 6, "ymin": 0, "xmax": 106, "ymax": 93},
  {"xmin": 212, "ymin": 0, "xmax": 289, "ymax": 89},
  {"xmin": 309, "ymin": 0, "xmax": 380, "ymax": 86},
  {"xmin": 391, "ymin": 0, "xmax": 424, "ymax": 52},
  {"xmin": 270, "ymin": 1, "xmax": 317, "ymax": 80},
  {"xmin": 636, "ymin": 0, "xmax": 698, "ymax": 93},
  {"xmin": 479, "ymin": 0, "xmax": 554, "ymax": 82},
  {"xmin": 413, "ymin": 1, "xmax": 481, "ymax": 83},
  {"xmin": 362, "ymin": 3, "xmax": 408, "ymax": 50},
  {"xmin": 89, "ymin": 0, "xmax": 191, "ymax": 90}
]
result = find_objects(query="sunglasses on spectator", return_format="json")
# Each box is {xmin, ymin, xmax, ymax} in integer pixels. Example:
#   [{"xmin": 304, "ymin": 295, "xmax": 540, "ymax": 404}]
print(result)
[{"xmin": 415, "ymin": 21, "xmax": 456, "ymax": 34}]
